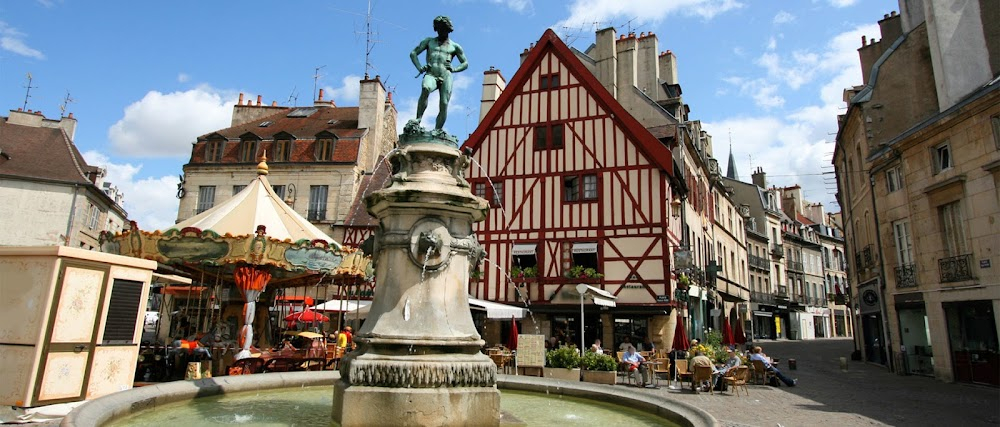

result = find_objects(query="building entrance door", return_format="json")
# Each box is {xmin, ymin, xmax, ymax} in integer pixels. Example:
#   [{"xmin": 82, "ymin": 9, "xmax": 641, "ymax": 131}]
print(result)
[
  {"xmin": 945, "ymin": 300, "xmax": 999, "ymax": 386},
  {"xmin": 862, "ymin": 313, "xmax": 886, "ymax": 365}
]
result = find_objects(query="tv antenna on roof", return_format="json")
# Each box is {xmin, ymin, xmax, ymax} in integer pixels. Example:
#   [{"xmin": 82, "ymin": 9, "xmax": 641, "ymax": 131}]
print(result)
[
  {"xmin": 287, "ymin": 86, "xmax": 299, "ymax": 106},
  {"xmin": 22, "ymin": 73, "xmax": 36, "ymax": 111},
  {"xmin": 59, "ymin": 91, "xmax": 75, "ymax": 117},
  {"xmin": 313, "ymin": 65, "xmax": 326, "ymax": 102}
]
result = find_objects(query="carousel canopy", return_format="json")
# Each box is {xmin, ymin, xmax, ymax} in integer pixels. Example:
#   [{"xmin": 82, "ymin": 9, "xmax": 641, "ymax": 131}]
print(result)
[{"xmin": 174, "ymin": 172, "xmax": 339, "ymax": 249}]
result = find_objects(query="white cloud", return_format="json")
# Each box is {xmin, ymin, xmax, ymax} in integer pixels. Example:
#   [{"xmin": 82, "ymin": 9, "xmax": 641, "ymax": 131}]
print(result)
[
  {"xmin": 489, "ymin": 0, "xmax": 533, "ymax": 13},
  {"xmin": 766, "ymin": 36, "xmax": 777, "ymax": 51},
  {"xmin": 323, "ymin": 74, "xmax": 363, "ymax": 105},
  {"xmin": 721, "ymin": 76, "xmax": 785, "ymax": 109},
  {"xmin": 0, "ymin": 22, "xmax": 44, "ymax": 60},
  {"xmin": 773, "ymin": 11, "xmax": 795, "ymax": 24},
  {"xmin": 108, "ymin": 86, "xmax": 234, "ymax": 158},
  {"xmin": 828, "ymin": 0, "xmax": 858, "ymax": 7},
  {"xmin": 555, "ymin": 0, "xmax": 742, "ymax": 30},
  {"xmin": 177, "ymin": 73, "xmax": 190, "ymax": 83},
  {"xmin": 82, "ymin": 151, "xmax": 181, "ymax": 230}
]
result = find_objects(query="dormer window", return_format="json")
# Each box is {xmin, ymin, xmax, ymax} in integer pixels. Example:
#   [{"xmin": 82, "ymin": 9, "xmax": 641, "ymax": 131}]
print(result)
[
  {"xmin": 206, "ymin": 138, "xmax": 225, "ymax": 162},
  {"xmin": 273, "ymin": 134, "xmax": 294, "ymax": 162},
  {"xmin": 315, "ymin": 133, "xmax": 337, "ymax": 161},
  {"xmin": 238, "ymin": 136, "xmax": 260, "ymax": 162}
]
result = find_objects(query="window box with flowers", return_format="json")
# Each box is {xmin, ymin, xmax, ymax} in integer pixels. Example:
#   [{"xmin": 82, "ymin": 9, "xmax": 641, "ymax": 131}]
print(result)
[
  {"xmin": 510, "ymin": 266, "xmax": 538, "ymax": 280},
  {"xmin": 565, "ymin": 266, "xmax": 603, "ymax": 280}
]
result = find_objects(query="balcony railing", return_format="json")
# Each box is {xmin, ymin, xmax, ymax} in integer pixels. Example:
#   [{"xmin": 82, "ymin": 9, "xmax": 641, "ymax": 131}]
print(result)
[
  {"xmin": 862, "ymin": 245, "xmax": 874, "ymax": 268},
  {"xmin": 939, "ymin": 254, "xmax": 974, "ymax": 283},
  {"xmin": 894, "ymin": 263, "xmax": 917, "ymax": 288},
  {"xmin": 787, "ymin": 260, "xmax": 804, "ymax": 272},
  {"xmin": 750, "ymin": 291, "xmax": 776, "ymax": 305},
  {"xmin": 770, "ymin": 244, "xmax": 784, "ymax": 259},
  {"xmin": 775, "ymin": 285, "xmax": 789, "ymax": 298},
  {"xmin": 749, "ymin": 255, "xmax": 770, "ymax": 271}
]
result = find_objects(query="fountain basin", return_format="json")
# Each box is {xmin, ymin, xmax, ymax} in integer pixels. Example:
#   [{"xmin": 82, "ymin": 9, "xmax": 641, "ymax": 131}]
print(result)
[{"xmin": 62, "ymin": 372, "xmax": 717, "ymax": 427}]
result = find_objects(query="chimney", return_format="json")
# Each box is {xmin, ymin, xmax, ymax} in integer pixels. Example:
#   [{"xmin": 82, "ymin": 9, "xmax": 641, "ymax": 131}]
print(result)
[
  {"xmin": 593, "ymin": 27, "xmax": 618, "ymax": 98},
  {"xmin": 480, "ymin": 67, "xmax": 506, "ymax": 123},
  {"xmin": 256, "ymin": 95, "xmax": 262, "ymax": 106},
  {"xmin": 59, "ymin": 113, "xmax": 78, "ymax": 141},
  {"xmin": 751, "ymin": 167, "xmax": 766, "ymax": 189},
  {"xmin": 659, "ymin": 50, "xmax": 678, "ymax": 85},
  {"xmin": 520, "ymin": 46, "xmax": 531, "ymax": 64},
  {"xmin": 238, "ymin": 93, "xmax": 244, "ymax": 105},
  {"xmin": 636, "ymin": 32, "xmax": 662, "ymax": 101},
  {"xmin": 359, "ymin": 75, "xmax": 387, "ymax": 134},
  {"xmin": 877, "ymin": 11, "xmax": 902, "ymax": 47},
  {"xmin": 314, "ymin": 88, "xmax": 334, "ymax": 108},
  {"xmin": 615, "ymin": 32, "xmax": 638, "ymax": 96}
]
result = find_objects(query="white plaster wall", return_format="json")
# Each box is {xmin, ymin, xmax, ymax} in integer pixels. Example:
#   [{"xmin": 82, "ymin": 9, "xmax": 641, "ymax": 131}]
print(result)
[{"xmin": 0, "ymin": 180, "xmax": 76, "ymax": 246}]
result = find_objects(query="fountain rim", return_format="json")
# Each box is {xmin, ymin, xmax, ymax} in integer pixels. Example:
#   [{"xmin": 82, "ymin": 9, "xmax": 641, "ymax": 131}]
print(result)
[{"xmin": 60, "ymin": 371, "xmax": 718, "ymax": 427}]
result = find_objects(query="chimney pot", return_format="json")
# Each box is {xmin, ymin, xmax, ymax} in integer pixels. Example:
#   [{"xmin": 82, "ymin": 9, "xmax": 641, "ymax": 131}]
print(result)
[
  {"xmin": 640, "ymin": 32, "xmax": 646, "ymax": 37},
  {"xmin": 272, "ymin": 101, "xmax": 278, "ymax": 106},
  {"xmin": 256, "ymin": 95, "xmax": 262, "ymax": 105},
  {"xmin": 17, "ymin": 108, "xmax": 22, "ymax": 111},
  {"xmin": 239, "ymin": 93, "xmax": 244, "ymax": 104},
  {"xmin": 861, "ymin": 35, "xmax": 867, "ymax": 45},
  {"xmin": 318, "ymin": 88, "xmax": 325, "ymax": 100},
  {"xmin": 27, "ymin": 110, "xmax": 32, "ymax": 113},
  {"xmin": 68, "ymin": 112, "xmax": 74, "ymax": 118}
]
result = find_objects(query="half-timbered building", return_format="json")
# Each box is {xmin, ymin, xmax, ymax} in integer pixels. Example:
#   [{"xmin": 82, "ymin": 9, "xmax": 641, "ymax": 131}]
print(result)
[{"xmin": 462, "ymin": 29, "xmax": 687, "ymax": 351}]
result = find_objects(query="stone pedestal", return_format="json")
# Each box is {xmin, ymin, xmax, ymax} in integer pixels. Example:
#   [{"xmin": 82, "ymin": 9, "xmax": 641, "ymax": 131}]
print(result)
[{"xmin": 332, "ymin": 128, "xmax": 499, "ymax": 427}]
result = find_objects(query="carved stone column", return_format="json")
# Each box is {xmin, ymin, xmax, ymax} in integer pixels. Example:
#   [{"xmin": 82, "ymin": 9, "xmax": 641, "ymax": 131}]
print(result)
[{"xmin": 332, "ymin": 134, "xmax": 498, "ymax": 427}]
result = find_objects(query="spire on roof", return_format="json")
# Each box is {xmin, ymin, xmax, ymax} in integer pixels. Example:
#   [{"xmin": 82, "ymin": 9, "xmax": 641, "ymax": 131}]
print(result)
[{"xmin": 726, "ymin": 135, "xmax": 739, "ymax": 180}]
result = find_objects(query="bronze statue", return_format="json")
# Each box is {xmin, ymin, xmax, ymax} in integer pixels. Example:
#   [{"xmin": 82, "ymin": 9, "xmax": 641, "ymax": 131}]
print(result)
[{"xmin": 410, "ymin": 15, "xmax": 468, "ymax": 134}]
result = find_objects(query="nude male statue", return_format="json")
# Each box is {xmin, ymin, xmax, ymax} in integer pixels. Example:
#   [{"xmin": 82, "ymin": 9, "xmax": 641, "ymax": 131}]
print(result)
[{"xmin": 410, "ymin": 15, "xmax": 468, "ymax": 133}]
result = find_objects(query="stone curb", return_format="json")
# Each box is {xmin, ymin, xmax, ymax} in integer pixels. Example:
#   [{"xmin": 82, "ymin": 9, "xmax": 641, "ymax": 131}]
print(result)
[{"xmin": 62, "ymin": 371, "xmax": 717, "ymax": 427}]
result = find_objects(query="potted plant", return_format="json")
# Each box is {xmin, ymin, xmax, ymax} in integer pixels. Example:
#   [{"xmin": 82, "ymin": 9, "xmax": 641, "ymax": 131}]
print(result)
[
  {"xmin": 511, "ymin": 265, "xmax": 538, "ymax": 279},
  {"xmin": 544, "ymin": 346, "xmax": 581, "ymax": 381},
  {"xmin": 580, "ymin": 351, "xmax": 617, "ymax": 385}
]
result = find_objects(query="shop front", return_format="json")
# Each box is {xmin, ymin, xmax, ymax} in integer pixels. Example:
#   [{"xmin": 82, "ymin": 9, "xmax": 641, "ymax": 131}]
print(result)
[
  {"xmin": 894, "ymin": 292, "xmax": 934, "ymax": 376},
  {"xmin": 944, "ymin": 300, "xmax": 998, "ymax": 386},
  {"xmin": 858, "ymin": 279, "xmax": 888, "ymax": 365}
]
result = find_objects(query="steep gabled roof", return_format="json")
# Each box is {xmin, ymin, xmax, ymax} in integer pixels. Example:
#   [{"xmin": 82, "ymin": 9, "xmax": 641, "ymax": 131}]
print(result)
[
  {"xmin": 0, "ymin": 118, "xmax": 91, "ymax": 185},
  {"xmin": 463, "ymin": 29, "xmax": 672, "ymax": 176}
]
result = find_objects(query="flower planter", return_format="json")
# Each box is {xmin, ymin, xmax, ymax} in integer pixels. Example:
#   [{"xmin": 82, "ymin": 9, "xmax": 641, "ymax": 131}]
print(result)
[
  {"xmin": 581, "ymin": 370, "xmax": 616, "ymax": 385},
  {"xmin": 543, "ymin": 367, "xmax": 581, "ymax": 382}
]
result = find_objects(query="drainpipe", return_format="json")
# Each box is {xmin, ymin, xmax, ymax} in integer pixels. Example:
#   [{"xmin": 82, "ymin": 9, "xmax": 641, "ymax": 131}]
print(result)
[
  {"xmin": 64, "ymin": 184, "xmax": 80, "ymax": 246},
  {"xmin": 869, "ymin": 174, "xmax": 895, "ymax": 372}
]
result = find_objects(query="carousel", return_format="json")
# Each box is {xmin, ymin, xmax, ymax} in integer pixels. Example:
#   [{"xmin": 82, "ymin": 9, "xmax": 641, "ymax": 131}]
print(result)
[{"xmin": 100, "ymin": 155, "xmax": 370, "ymax": 379}]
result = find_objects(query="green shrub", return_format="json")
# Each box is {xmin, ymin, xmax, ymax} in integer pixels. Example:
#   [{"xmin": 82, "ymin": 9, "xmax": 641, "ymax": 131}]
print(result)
[
  {"xmin": 546, "ymin": 346, "xmax": 581, "ymax": 369},
  {"xmin": 704, "ymin": 330, "xmax": 722, "ymax": 347},
  {"xmin": 580, "ymin": 352, "xmax": 617, "ymax": 371}
]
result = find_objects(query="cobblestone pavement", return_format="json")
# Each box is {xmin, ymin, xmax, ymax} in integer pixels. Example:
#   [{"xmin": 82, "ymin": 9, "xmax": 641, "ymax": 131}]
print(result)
[
  {"xmin": 633, "ymin": 338, "xmax": 1000, "ymax": 427},
  {"xmin": 4, "ymin": 338, "xmax": 997, "ymax": 426}
]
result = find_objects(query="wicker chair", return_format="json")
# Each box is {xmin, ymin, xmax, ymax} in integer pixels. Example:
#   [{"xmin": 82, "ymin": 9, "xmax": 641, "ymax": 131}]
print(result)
[
  {"xmin": 751, "ymin": 359, "xmax": 775, "ymax": 385},
  {"xmin": 724, "ymin": 365, "xmax": 750, "ymax": 396},
  {"xmin": 674, "ymin": 359, "xmax": 692, "ymax": 388},
  {"xmin": 692, "ymin": 365, "xmax": 714, "ymax": 394}
]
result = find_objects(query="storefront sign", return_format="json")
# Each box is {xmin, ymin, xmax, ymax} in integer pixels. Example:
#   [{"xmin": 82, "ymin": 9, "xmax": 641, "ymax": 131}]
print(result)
[
  {"xmin": 858, "ymin": 279, "xmax": 881, "ymax": 315},
  {"xmin": 673, "ymin": 250, "xmax": 693, "ymax": 269},
  {"xmin": 980, "ymin": 259, "xmax": 991, "ymax": 268},
  {"xmin": 656, "ymin": 294, "xmax": 670, "ymax": 303},
  {"xmin": 753, "ymin": 310, "xmax": 773, "ymax": 317}
]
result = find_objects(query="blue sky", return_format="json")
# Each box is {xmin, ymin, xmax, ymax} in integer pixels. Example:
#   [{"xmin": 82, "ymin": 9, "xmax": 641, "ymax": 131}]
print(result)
[{"xmin": 1, "ymin": 0, "xmax": 896, "ymax": 229}]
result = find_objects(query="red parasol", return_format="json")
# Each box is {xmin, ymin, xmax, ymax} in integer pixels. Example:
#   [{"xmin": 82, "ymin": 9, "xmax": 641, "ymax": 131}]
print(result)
[
  {"xmin": 721, "ymin": 313, "xmax": 735, "ymax": 347},
  {"xmin": 284, "ymin": 309, "xmax": 330, "ymax": 323},
  {"xmin": 506, "ymin": 316, "xmax": 519, "ymax": 350},
  {"xmin": 734, "ymin": 318, "xmax": 747, "ymax": 345},
  {"xmin": 672, "ymin": 311, "xmax": 690, "ymax": 351}
]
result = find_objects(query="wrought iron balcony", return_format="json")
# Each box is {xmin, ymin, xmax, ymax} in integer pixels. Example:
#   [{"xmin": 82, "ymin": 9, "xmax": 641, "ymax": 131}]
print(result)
[
  {"xmin": 787, "ymin": 260, "xmax": 804, "ymax": 272},
  {"xmin": 939, "ymin": 254, "xmax": 974, "ymax": 283},
  {"xmin": 775, "ymin": 285, "xmax": 789, "ymax": 298},
  {"xmin": 749, "ymin": 254, "xmax": 771, "ymax": 271},
  {"xmin": 862, "ymin": 245, "xmax": 874, "ymax": 268},
  {"xmin": 770, "ymin": 244, "xmax": 784, "ymax": 259},
  {"xmin": 894, "ymin": 263, "xmax": 917, "ymax": 288}
]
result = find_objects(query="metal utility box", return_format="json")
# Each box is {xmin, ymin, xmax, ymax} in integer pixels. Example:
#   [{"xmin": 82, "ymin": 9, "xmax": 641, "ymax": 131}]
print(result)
[{"xmin": 0, "ymin": 246, "xmax": 156, "ymax": 407}]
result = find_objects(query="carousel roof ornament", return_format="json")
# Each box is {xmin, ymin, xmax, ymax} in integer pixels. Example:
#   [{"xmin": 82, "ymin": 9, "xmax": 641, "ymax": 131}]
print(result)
[{"xmin": 99, "ymin": 154, "xmax": 369, "ymax": 280}]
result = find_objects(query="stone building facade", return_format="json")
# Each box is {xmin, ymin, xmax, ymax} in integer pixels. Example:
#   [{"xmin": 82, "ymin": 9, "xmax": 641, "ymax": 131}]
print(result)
[{"xmin": 834, "ymin": 2, "xmax": 999, "ymax": 384}]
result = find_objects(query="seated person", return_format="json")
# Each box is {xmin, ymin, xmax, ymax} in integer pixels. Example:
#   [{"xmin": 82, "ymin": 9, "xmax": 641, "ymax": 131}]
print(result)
[
  {"xmin": 620, "ymin": 345, "xmax": 650, "ymax": 386},
  {"xmin": 591, "ymin": 338, "xmax": 604, "ymax": 354},
  {"xmin": 750, "ymin": 346, "xmax": 796, "ymax": 386},
  {"xmin": 637, "ymin": 337, "xmax": 655, "ymax": 353},
  {"xmin": 714, "ymin": 348, "xmax": 741, "ymax": 389},
  {"xmin": 689, "ymin": 350, "xmax": 717, "ymax": 392},
  {"xmin": 618, "ymin": 336, "xmax": 633, "ymax": 352}
]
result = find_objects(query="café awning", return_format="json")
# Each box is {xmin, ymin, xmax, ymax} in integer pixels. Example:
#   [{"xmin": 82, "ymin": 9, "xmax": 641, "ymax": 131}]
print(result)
[
  {"xmin": 512, "ymin": 244, "xmax": 536, "ymax": 256},
  {"xmin": 572, "ymin": 242, "xmax": 598, "ymax": 253},
  {"xmin": 313, "ymin": 299, "xmax": 372, "ymax": 313},
  {"xmin": 468, "ymin": 297, "xmax": 528, "ymax": 319},
  {"xmin": 577, "ymin": 284, "xmax": 616, "ymax": 307}
]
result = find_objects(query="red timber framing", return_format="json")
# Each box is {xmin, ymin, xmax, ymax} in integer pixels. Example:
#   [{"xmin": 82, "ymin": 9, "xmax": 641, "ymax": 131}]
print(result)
[{"xmin": 462, "ymin": 29, "xmax": 677, "ymax": 309}]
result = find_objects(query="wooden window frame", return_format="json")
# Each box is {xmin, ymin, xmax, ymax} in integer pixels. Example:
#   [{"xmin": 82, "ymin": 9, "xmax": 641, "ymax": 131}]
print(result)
[
  {"xmin": 563, "ymin": 173, "xmax": 597, "ymax": 203},
  {"xmin": 239, "ymin": 138, "xmax": 259, "ymax": 163},
  {"xmin": 539, "ymin": 73, "xmax": 560, "ymax": 90},
  {"xmin": 206, "ymin": 139, "xmax": 225, "ymax": 162},
  {"xmin": 534, "ymin": 123, "xmax": 565, "ymax": 150},
  {"xmin": 273, "ymin": 137, "xmax": 294, "ymax": 162},
  {"xmin": 315, "ymin": 136, "xmax": 337, "ymax": 161}
]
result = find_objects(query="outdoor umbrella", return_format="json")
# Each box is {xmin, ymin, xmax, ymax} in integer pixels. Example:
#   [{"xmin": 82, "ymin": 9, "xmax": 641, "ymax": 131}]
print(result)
[
  {"xmin": 721, "ymin": 313, "xmax": 735, "ymax": 347},
  {"xmin": 506, "ymin": 316, "xmax": 519, "ymax": 350},
  {"xmin": 284, "ymin": 309, "xmax": 330, "ymax": 323},
  {"xmin": 672, "ymin": 311, "xmax": 690, "ymax": 352},
  {"xmin": 734, "ymin": 318, "xmax": 747, "ymax": 345}
]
